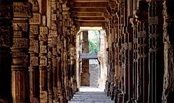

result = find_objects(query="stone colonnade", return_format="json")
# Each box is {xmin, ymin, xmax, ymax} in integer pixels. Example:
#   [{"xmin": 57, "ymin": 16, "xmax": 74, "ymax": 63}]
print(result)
[
  {"xmin": 104, "ymin": 0, "xmax": 174, "ymax": 103},
  {"xmin": 0, "ymin": 0, "xmax": 78, "ymax": 103},
  {"xmin": 1, "ymin": 0, "xmax": 174, "ymax": 103}
]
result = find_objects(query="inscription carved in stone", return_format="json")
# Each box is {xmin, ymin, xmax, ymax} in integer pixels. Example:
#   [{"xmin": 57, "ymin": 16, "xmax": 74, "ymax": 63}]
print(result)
[{"xmin": 13, "ymin": 2, "xmax": 32, "ymax": 18}]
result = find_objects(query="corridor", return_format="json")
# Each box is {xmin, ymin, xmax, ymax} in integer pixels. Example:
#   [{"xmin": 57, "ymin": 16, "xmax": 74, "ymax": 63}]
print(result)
[
  {"xmin": 1, "ymin": 0, "xmax": 174, "ymax": 103},
  {"xmin": 68, "ymin": 87, "xmax": 114, "ymax": 103}
]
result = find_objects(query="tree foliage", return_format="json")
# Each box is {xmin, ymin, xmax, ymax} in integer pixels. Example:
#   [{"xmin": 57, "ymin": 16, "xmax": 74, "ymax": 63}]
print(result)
[{"xmin": 88, "ymin": 31, "xmax": 99, "ymax": 54}]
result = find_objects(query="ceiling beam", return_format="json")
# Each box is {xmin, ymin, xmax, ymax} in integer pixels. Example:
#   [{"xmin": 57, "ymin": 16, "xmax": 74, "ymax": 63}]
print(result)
[
  {"xmin": 78, "ymin": 22, "xmax": 104, "ymax": 27},
  {"xmin": 72, "ymin": 2, "xmax": 108, "ymax": 8},
  {"xmin": 72, "ymin": 8, "xmax": 107, "ymax": 13},
  {"xmin": 76, "ymin": 20, "xmax": 107, "ymax": 22},
  {"xmin": 69, "ymin": 0, "xmax": 109, "ymax": 2},
  {"xmin": 75, "ymin": 17, "xmax": 105, "ymax": 20},
  {"xmin": 73, "ymin": 12, "xmax": 104, "ymax": 17}
]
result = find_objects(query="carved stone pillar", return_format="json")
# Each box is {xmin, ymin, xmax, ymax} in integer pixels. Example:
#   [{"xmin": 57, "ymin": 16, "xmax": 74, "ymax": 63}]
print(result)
[
  {"xmin": 105, "ymin": 21, "xmax": 112, "ymax": 96},
  {"xmin": 136, "ymin": 22, "xmax": 148, "ymax": 103},
  {"xmin": 70, "ymin": 26, "xmax": 78, "ymax": 95},
  {"xmin": 0, "ymin": 2, "xmax": 13, "ymax": 103},
  {"xmin": 61, "ymin": 7, "xmax": 70, "ymax": 102},
  {"xmin": 65, "ymin": 19, "xmax": 76, "ymax": 100},
  {"xmin": 11, "ymin": 2, "xmax": 32, "ymax": 103},
  {"xmin": 47, "ymin": 0, "xmax": 59, "ymax": 102},
  {"xmin": 124, "ymin": 20, "xmax": 133, "ymax": 103},
  {"xmin": 47, "ymin": 46, "xmax": 53, "ymax": 103},
  {"xmin": 81, "ymin": 31, "xmax": 90, "ymax": 86},
  {"xmin": 121, "ymin": 1, "xmax": 130, "ymax": 102},
  {"xmin": 132, "ymin": 20, "xmax": 138, "ymax": 103},
  {"xmin": 70, "ymin": 44, "xmax": 78, "ymax": 94},
  {"xmin": 29, "ymin": 0, "xmax": 40, "ymax": 102},
  {"xmin": 110, "ymin": 15, "xmax": 117, "ymax": 100},
  {"xmin": 39, "ymin": 17, "xmax": 49, "ymax": 103},
  {"xmin": 147, "ymin": 1, "xmax": 163, "ymax": 103},
  {"xmin": 57, "ymin": 23, "xmax": 64, "ymax": 103},
  {"xmin": 57, "ymin": 2, "xmax": 64, "ymax": 102},
  {"xmin": 127, "ymin": 1, "xmax": 134, "ymax": 102},
  {"xmin": 109, "ymin": 15, "xmax": 116, "ymax": 100},
  {"xmin": 134, "ymin": 1, "xmax": 148, "ymax": 102},
  {"xmin": 116, "ymin": 1, "xmax": 126, "ymax": 102}
]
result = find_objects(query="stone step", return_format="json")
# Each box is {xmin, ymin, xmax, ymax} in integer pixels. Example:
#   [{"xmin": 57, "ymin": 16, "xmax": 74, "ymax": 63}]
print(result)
[{"xmin": 68, "ymin": 91, "xmax": 114, "ymax": 103}]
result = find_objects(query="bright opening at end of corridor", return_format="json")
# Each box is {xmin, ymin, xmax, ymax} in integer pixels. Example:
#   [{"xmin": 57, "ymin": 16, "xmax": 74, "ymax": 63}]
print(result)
[{"xmin": 76, "ymin": 27, "xmax": 108, "ymax": 91}]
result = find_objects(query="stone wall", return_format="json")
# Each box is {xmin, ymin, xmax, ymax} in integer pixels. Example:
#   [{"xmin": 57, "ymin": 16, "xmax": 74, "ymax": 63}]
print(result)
[{"xmin": 89, "ymin": 59, "xmax": 100, "ymax": 87}]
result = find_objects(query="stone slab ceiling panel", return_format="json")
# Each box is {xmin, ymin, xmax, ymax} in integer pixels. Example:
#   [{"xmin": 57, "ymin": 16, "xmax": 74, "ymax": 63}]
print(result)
[{"xmin": 67, "ymin": 0, "xmax": 115, "ymax": 27}]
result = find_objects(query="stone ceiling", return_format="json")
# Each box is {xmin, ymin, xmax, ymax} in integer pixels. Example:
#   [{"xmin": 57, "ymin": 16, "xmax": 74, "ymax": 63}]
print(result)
[{"xmin": 67, "ymin": 0, "xmax": 118, "ymax": 28}]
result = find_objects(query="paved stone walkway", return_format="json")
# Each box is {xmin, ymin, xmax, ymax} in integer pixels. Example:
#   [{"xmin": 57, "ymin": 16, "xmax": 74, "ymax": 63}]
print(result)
[{"xmin": 68, "ymin": 87, "xmax": 114, "ymax": 103}]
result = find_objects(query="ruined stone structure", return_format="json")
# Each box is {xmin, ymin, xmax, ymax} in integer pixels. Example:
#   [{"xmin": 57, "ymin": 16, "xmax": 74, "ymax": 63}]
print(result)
[{"xmin": 0, "ymin": 0, "xmax": 174, "ymax": 103}]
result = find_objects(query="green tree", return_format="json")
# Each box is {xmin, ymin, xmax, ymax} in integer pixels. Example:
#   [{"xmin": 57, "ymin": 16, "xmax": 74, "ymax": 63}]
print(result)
[{"xmin": 88, "ymin": 30, "xmax": 99, "ymax": 54}]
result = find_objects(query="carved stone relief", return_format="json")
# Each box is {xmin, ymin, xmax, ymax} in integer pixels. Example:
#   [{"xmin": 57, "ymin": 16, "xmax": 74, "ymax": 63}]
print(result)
[
  {"xmin": 13, "ymin": 2, "xmax": 32, "ymax": 18},
  {"xmin": 29, "ymin": 13, "xmax": 41, "ymax": 25},
  {"xmin": 30, "ymin": 25, "xmax": 39, "ymax": 35},
  {"xmin": 29, "ymin": 39, "xmax": 39, "ymax": 53},
  {"xmin": 30, "ymin": 57, "xmax": 39, "ymax": 66},
  {"xmin": 40, "ymin": 56, "xmax": 47, "ymax": 66},
  {"xmin": 13, "ymin": 38, "xmax": 28, "ymax": 48},
  {"xmin": 13, "ymin": 22, "xmax": 28, "ymax": 32}
]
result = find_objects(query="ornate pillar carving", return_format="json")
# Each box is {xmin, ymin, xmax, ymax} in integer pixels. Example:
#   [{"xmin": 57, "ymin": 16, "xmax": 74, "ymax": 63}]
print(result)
[
  {"xmin": 70, "ymin": 28, "xmax": 78, "ymax": 94},
  {"xmin": 116, "ymin": 1, "xmax": 126, "ymax": 102},
  {"xmin": 39, "ymin": 17, "xmax": 49, "ymax": 103},
  {"xmin": 147, "ymin": 1, "xmax": 163, "ymax": 103},
  {"xmin": 109, "ymin": 15, "xmax": 115, "ymax": 100},
  {"xmin": 131, "ymin": 17, "xmax": 138, "ymax": 103},
  {"xmin": 28, "ymin": 0, "xmax": 40, "ymax": 102},
  {"xmin": 47, "ymin": 0, "xmax": 58, "ymax": 102},
  {"xmin": 11, "ymin": 2, "xmax": 32, "ymax": 103},
  {"xmin": 51, "ymin": 0, "xmax": 58, "ymax": 102},
  {"xmin": 0, "ymin": 1, "xmax": 13, "ymax": 103},
  {"xmin": 133, "ymin": 1, "xmax": 148, "ymax": 102},
  {"xmin": 56, "ymin": 2, "xmax": 64, "ymax": 102},
  {"xmin": 104, "ymin": 21, "xmax": 111, "ymax": 97},
  {"xmin": 62, "ymin": 6, "xmax": 70, "ymax": 102}
]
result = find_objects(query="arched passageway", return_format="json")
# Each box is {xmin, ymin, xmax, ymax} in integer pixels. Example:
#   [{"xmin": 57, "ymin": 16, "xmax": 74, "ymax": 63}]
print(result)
[{"xmin": 0, "ymin": 0, "xmax": 174, "ymax": 103}]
